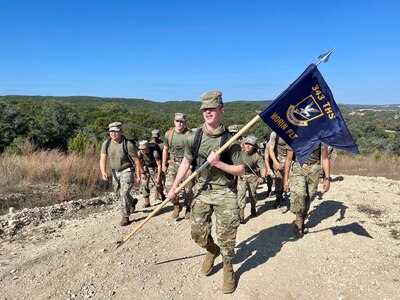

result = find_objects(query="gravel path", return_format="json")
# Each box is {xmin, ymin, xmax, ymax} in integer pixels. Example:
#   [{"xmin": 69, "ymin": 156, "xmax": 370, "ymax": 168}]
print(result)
[{"xmin": 1, "ymin": 174, "xmax": 399, "ymax": 299}]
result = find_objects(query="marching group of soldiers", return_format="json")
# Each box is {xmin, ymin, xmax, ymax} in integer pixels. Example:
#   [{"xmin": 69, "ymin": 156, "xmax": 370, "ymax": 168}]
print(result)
[{"xmin": 99, "ymin": 91, "xmax": 332, "ymax": 294}]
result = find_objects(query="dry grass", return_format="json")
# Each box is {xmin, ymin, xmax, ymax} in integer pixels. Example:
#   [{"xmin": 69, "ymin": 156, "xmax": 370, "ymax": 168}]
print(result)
[
  {"xmin": 332, "ymin": 153, "xmax": 400, "ymax": 181},
  {"xmin": 0, "ymin": 144, "xmax": 110, "ymax": 214},
  {"xmin": 1, "ymin": 146, "xmax": 399, "ymax": 215}
]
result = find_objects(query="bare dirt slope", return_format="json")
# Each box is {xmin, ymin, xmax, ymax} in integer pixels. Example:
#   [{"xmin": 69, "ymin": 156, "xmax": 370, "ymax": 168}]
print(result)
[{"xmin": 1, "ymin": 175, "xmax": 399, "ymax": 300}]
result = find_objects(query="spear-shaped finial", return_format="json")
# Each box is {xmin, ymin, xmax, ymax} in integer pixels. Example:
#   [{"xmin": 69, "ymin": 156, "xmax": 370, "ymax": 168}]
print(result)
[{"xmin": 315, "ymin": 48, "xmax": 335, "ymax": 66}]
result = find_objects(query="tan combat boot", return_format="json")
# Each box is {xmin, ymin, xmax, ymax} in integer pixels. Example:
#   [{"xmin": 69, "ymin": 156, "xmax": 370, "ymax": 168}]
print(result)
[
  {"xmin": 222, "ymin": 257, "xmax": 236, "ymax": 294},
  {"xmin": 143, "ymin": 198, "xmax": 150, "ymax": 208},
  {"xmin": 171, "ymin": 203, "xmax": 182, "ymax": 218},
  {"xmin": 294, "ymin": 214, "xmax": 304, "ymax": 237},
  {"xmin": 119, "ymin": 217, "xmax": 129, "ymax": 226},
  {"xmin": 239, "ymin": 208, "xmax": 245, "ymax": 224},
  {"xmin": 201, "ymin": 243, "xmax": 221, "ymax": 276},
  {"xmin": 184, "ymin": 205, "xmax": 191, "ymax": 219}
]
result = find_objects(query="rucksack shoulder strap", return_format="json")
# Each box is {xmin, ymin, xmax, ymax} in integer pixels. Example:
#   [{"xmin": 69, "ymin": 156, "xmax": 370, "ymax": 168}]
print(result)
[
  {"xmin": 105, "ymin": 138, "xmax": 111, "ymax": 155},
  {"xmin": 167, "ymin": 127, "xmax": 175, "ymax": 146},
  {"xmin": 219, "ymin": 129, "xmax": 232, "ymax": 150},
  {"xmin": 191, "ymin": 128, "xmax": 203, "ymax": 158}
]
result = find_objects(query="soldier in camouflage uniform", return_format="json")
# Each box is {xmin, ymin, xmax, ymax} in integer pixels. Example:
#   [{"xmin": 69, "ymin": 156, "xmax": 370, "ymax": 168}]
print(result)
[
  {"xmin": 269, "ymin": 131, "xmax": 288, "ymax": 208},
  {"xmin": 100, "ymin": 122, "xmax": 146, "ymax": 226},
  {"xmin": 162, "ymin": 113, "xmax": 193, "ymax": 219},
  {"xmin": 284, "ymin": 143, "xmax": 331, "ymax": 237},
  {"xmin": 237, "ymin": 136, "xmax": 266, "ymax": 223},
  {"xmin": 138, "ymin": 140, "xmax": 164, "ymax": 207},
  {"xmin": 263, "ymin": 139, "xmax": 275, "ymax": 198},
  {"xmin": 167, "ymin": 91, "xmax": 244, "ymax": 294},
  {"xmin": 150, "ymin": 129, "xmax": 164, "ymax": 150},
  {"xmin": 228, "ymin": 124, "xmax": 244, "ymax": 142},
  {"xmin": 150, "ymin": 130, "xmax": 165, "ymax": 199}
]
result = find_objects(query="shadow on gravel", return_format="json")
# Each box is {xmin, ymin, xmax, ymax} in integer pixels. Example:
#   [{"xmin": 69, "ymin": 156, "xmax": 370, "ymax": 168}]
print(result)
[
  {"xmin": 312, "ymin": 222, "xmax": 373, "ymax": 239},
  {"xmin": 307, "ymin": 200, "xmax": 372, "ymax": 239},
  {"xmin": 307, "ymin": 200, "xmax": 349, "ymax": 228},
  {"xmin": 234, "ymin": 223, "xmax": 297, "ymax": 281},
  {"xmin": 331, "ymin": 175, "xmax": 344, "ymax": 182}
]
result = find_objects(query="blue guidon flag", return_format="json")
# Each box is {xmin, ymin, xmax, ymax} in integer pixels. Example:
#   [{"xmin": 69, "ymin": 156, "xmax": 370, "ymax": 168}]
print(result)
[{"xmin": 259, "ymin": 63, "xmax": 359, "ymax": 165}]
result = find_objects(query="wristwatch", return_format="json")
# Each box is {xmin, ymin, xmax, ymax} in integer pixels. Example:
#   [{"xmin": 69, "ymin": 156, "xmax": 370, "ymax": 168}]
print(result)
[{"xmin": 324, "ymin": 177, "xmax": 332, "ymax": 182}]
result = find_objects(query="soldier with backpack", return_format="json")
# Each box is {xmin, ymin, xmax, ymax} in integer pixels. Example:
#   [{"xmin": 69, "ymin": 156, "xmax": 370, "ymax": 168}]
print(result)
[
  {"xmin": 150, "ymin": 129, "xmax": 165, "ymax": 199},
  {"xmin": 284, "ymin": 143, "xmax": 331, "ymax": 237},
  {"xmin": 166, "ymin": 91, "xmax": 244, "ymax": 294},
  {"xmin": 269, "ymin": 131, "xmax": 288, "ymax": 208},
  {"xmin": 237, "ymin": 136, "xmax": 266, "ymax": 223},
  {"xmin": 99, "ymin": 122, "xmax": 146, "ymax": 226},
  {"xmin": 162, "ymin": 113, "xmax": 193, "ymax": 219},
  {"xmin": 138, "ymin": 140, "xmax": 164, "ymax": 208}
]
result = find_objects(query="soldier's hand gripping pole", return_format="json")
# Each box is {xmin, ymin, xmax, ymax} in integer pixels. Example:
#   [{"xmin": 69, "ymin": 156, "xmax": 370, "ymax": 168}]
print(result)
[{"xmin": 116, "ymin": 115, "xmax": 262, "ymax": 248}]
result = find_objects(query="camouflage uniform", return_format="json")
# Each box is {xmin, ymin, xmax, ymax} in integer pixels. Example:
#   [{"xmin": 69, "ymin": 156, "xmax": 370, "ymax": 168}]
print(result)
[
  {"xmin": 269, "ymin": 131, "xmax": 287, "ymax": 206},
  {"xmin": 151, "ymin": 129, "xmax": 166, "ymax": 194},
  {"xmin": 288, "ymin": 143, "xmax": 327, "ymax": 216},
  {"xmin": 264, "ymin": 141, "xmax": 274, "ymax": 196},
  {"xmin": 138, "ymin": 140, "xmax": 164, "ymax": 205},
  {"xmin": 237, "ymin": 138, "xmax": 266, "ymax": 213},
  {"xmin": 168, "ymin": 91, "xmax": 243, "ymax": 294},
  {"xmin": 182, "ymin": 94, "xmax": 244, "ymax": 262},
  {"xmin": 185, "ymin": 129, "xmax": 243, "ymax": 259},
  {"xmin": 100, "ymin": 136, "xmax": 138, "ymax": 218},
  {"xmin": 164, "ymin": 123, "xmax": 193, "ymax": 208}
]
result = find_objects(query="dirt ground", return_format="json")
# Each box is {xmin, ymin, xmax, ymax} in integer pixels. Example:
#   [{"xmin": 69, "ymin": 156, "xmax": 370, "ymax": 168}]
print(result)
[{"xmin": 1, "ymin": 174, "xmax": 399, "ymax": 300}]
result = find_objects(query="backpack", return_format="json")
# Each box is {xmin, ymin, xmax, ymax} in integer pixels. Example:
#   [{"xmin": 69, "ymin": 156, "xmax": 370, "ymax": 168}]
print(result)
[
  {"xmin": 138, "ymin": 143, "xmax": 162, "ymax": 168},
  {"xmin": 148, "ymin": 142, "xmax": 162, "ymax": 158},
  {"xmin": 191, "ymin": 128, "xmax": 232, "ymax": 169},
  {"xmin": 105, "ymin": 136, "xmax": 136, "ymax": 167}
]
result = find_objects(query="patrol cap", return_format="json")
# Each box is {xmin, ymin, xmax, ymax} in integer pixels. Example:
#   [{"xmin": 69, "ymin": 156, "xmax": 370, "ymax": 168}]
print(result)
[
  {"xmin": 151, "ymin": 129, "xmax": 160, "ymax": 137},
  {"xmin": 108, "ymin": 122, "xmax": 122, "ymax": 132},
  {"xmin": 174, "ymin": 113, "xmax": 186, "ymax": 121},
  {"xmin": 243, "ymin": 136, "xmax": 257, "ymax": 145},
  {"xmin": 138, "ymin": 140, "xmax": 149, "ymax": 150},
  {"xmin": 200, "ymin": 91, "xmax": 223, "ymax": 110},
  {"xmin": 228, "ymin": 124, "xmax": 243, "ymax": 133}
]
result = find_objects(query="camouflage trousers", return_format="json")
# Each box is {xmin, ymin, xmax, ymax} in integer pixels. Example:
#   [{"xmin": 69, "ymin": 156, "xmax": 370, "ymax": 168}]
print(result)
[
  {"xmin": 112, "ymin": 168, "xmax": 136, "ymax": 218},
  {"xmin": 140, "ymin": 168, "xmax": 164, "ymax": 201},
  {"xmin": 237, "ymin": 174, "xmax": 258, "ymax": 209},
  {"xmin": 274, "ymin": 156, "xmax": 286, "ymax": 197},
  {"xmin": 190, "ymin": 182, "xmax": 240, "ymax": 259},
  {"xmin": 289, "ymin": 162, "xmax": 321, "ymax": 216},
  {"xmin": 165, "ymin": 162, "xmax": 193, "ymax": 206},
  {"xmin": 274, "ymin": 168, "xmax": 284, "ymax": 197}
]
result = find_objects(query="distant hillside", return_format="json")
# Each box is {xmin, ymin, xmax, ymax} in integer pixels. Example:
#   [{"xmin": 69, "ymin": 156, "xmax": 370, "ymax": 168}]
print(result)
[{"xmin": 0, "ymin": 95, "xmax": 399, "ymax": 155}]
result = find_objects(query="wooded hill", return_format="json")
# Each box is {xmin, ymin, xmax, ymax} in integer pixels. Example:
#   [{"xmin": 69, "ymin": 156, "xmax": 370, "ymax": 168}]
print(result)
[{"xmin": 0, "ymin": 95, "xmax": 399, "ymax": 155}]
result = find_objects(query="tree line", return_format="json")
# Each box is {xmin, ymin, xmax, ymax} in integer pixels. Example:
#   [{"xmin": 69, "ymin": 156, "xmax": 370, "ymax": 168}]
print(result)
[{"xmin": 0, "ymin": 95, "xmax": 399, "ymax": 155}]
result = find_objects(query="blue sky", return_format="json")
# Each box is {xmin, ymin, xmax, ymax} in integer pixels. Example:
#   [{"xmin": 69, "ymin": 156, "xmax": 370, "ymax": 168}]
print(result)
[{"xmin": 1, "ymin": 0, "xmax": 399, "ymax": 104}]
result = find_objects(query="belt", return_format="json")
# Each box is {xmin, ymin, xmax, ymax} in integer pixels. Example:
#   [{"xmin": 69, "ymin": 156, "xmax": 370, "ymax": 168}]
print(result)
[
  {"xmin": 204, "ymin": 183, "xmax": 230, "ymax": 191},
  {"xmin": 302, "ymin": 162, "xmax": 317, "ymax": 167}
]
